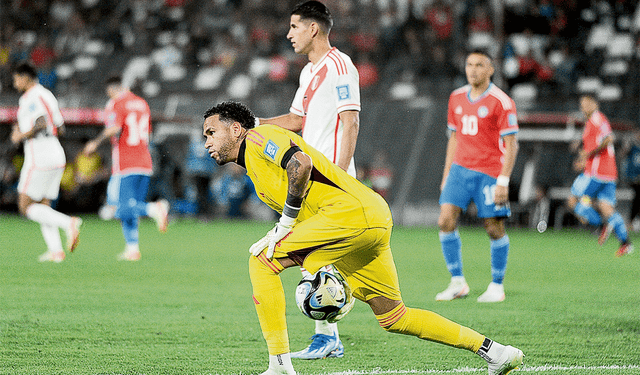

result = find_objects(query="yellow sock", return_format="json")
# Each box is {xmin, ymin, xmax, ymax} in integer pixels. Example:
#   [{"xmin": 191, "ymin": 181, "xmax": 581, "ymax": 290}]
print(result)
[
  {"xmin": 376, "ymin": 302, "xmax": 485, "ymax": 352},
  {"xmin": 249, "ymin": 254, "xmax": 289, "ymax": 355}
]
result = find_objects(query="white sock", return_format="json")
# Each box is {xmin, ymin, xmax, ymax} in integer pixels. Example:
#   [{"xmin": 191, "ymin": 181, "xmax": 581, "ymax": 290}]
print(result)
[
  {"xmin": 40, "ymin": 224, "xmax": 64, "ymax": 253},
  {"xmin": 268, "ymin": 353, "xmax": 295, "ymax": 374},
  {"xmin": 300, "ymin": 267, "xmax": 312, "ymax": 278},
  {"xmin": 26, "ymin": 203, "xmax": 72, "ymax": 229},
  {"xmin": 125, "ymin": 243, "xmax": 140, "ymax": 253},
  {"xmin": 145, "ymin": 202, "xmax": 156, "ymax": 218},
  {"xmin": 476, "ymin": 338, "xmax": 506, "ymax": 362},
  {"xmin": 315, "ymin": 319, "xmax": 338, "ymax": 337}
]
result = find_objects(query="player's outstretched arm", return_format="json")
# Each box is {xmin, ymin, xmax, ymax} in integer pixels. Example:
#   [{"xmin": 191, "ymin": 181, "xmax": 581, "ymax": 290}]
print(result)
[
  {"xmin": 258, "ymin": 113, "xmax": 304, "ymax": 133},
  {"xmin": 83, "ymin": 126, "xmax": 121, "ymax": 155},
  {"xmin": 249, "ymin": 150, "xmax": 312, "ymax": 259}
]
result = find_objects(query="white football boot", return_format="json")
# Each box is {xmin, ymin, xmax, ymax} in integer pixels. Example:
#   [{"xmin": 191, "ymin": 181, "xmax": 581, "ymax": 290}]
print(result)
[
  {"xmin": 487, "ymin": 345, "xmax": 524, "ymax": 375},
  {"xmin": 290, "ymin": 331, "xmax": 342, "ymax": 359},
  {"xmin": 477, "ymin": 282, "xmax": 505, "ymax": 303},
  {"xmin": 65, "ymin": 217, "xmax": 83, "ymax": 252},
  {"xmin": 435, "ymin": 276, "xmax": 470, "ymax": 301},
  {"xmin": 38, "ymin": 250, "xmax": 65, "ymax": 263}
]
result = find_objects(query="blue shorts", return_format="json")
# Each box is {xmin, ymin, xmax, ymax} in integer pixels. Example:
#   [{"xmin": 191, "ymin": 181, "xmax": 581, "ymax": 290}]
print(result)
[
  {"xmin": 439, "ymin": 163, "xmax": 511, "ymax": 218},
  {"xmin": 107, "ymin": 174, "xmax": 150, "ymax": 219},
  {"xmin": 570, "ymin": 173, "xmax": 590, "ymax": 197},
  {"xmin": 582, "ymin": 176, "xmax": 617, "ymax": 206}
]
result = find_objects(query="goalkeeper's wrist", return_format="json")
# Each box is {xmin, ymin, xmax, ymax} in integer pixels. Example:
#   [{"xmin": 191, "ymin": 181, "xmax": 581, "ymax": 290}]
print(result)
[
  {"xmin": 279, "ymin": 212, "xmax": 296, "ymax": 227},
  {"xmin": 281, "ymin": 196, "xmax": 302, "ymax": 226}
]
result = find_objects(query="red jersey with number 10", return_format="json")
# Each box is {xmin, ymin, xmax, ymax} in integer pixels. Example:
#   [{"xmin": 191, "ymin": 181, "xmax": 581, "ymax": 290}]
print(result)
[
  {"xmin": 447, "ymin": 83, "xmax": 518, "ymax": 178},
  {"xmin": 582, "ymin": 110, "xmax": 617, "ymax": 181},
  {"xmin": 105, "ymin": 91, "xmax": 152, "ymax": 175}
]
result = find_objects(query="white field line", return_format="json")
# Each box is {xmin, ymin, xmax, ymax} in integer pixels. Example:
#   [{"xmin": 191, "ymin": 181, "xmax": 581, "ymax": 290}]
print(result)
[{"xmin": 325, "ymin": 364, "xmax": 640, "ymax": 374}]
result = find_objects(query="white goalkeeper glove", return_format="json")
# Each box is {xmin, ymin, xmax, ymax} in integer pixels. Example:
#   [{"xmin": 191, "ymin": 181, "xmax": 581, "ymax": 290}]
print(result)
[{"xmin": 249, "ymin": 214, "xmax": 295, "ymax": 259}]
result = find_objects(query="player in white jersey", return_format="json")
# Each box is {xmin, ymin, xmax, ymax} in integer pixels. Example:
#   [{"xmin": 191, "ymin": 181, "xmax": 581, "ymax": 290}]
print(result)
[
  {"xmin": 256, "ymin": 1, "xmax": 361, "ymax": 360},
  {"xmin": 10, "ymin": 63, "xmax": 82, "ymax": 262}
]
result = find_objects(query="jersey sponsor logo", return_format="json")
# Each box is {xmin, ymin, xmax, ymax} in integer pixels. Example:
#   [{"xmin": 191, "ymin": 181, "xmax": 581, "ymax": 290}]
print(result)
[
  {"xmin": 508, "ymin": 114, "xmax": 518, "ymax": 126},
  {"xmin": 455, "ymin": 105, "xmax": 463, "ymax": 115},
  {"xmin": 264, "ymin": 140, "xmax": 279, "ymax": 160},
  {"xmin": 337, "ymin": 85, "xmax": 350, "ymax": 100},
  {"xmin": 478, "ymin": 106, "xmax": 489, "ymax": 118}
]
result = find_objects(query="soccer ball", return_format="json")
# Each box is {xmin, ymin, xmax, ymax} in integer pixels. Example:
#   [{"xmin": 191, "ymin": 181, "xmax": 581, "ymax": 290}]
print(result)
[{"xmin": 295, "ymin": 270, "xmax": 352, "ymax": 322}]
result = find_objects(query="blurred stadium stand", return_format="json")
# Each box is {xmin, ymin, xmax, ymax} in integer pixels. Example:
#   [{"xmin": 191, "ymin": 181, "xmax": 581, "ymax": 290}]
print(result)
[{"xmin": 1, "ymin": 0, "xmax": 639, "ymax": 226}]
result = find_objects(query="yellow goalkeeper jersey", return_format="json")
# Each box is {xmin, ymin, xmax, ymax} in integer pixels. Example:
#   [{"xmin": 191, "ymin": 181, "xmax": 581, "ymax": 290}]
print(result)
[{"xmin": 239, "ymin": 125, "xmax": 391, "ymax": 229}]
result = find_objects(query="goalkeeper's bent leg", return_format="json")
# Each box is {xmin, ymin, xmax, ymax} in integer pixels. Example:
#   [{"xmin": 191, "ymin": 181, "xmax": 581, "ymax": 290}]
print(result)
[
  {"xmin": 249, "ymin": 254, "xmax": 289, "ymax": 355},
  {"xmin": 376, "ymin": 302, "xmax": 484, "ymax": 352}
]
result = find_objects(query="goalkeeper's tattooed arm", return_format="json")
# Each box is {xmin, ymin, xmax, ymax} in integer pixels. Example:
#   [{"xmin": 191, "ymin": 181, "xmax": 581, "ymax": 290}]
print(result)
[{"xmin": 285, "ymin": 151, "xmax": 312, "ymax": 202}]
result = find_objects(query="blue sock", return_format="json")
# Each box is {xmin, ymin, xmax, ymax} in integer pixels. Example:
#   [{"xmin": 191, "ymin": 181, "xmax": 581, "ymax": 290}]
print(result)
[
  {"xmin": 490, "ymin": 235, "xmax": 509, "ymax": 284},
  {"xmin": 439, "ymin": 230, "xmax": 463, "ymax": 277},
  {"xmin": 121, "ymin": 217, "xmax": 139, "ymax": 245},
  {"xmin": 608, "ymin": 212, "xmax": 628, "ymax": 243},
  {"xmin": 574, "ymin": 202, "xmax": 602, "ymax": 226}
]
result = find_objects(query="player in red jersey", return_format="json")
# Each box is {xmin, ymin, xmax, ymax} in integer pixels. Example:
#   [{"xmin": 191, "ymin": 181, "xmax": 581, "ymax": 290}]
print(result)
[
  {"xmin": 436, "ymin": 50, "xmax": 519, "ymax": 303},
  {"xmin": 573, "ymin": 95, "xmax": 632, "ymax": 256},
  {"xmin": 83, "ymin": 76, "xmax": 169, "ymax": 261}
]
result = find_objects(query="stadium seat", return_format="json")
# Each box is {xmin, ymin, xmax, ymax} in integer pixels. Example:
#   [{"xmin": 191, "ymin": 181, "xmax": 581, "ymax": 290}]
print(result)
[
  {"xmin": 510, "ymin": 83, "xmax": 537, "ymax": 110},
  {"xmin": 194, "ymin": 66, "xmax": 225, "ymax": 90},
  {"xmin": 585, "ymin": 24, "xmax": 614, "ymax": 53},
  {"xmin": 606, "ymin": 33, "xmax": 634, "ymax": 58},
  {"xmin": 601, "ymin": 60, "xmax": 628, "ymax": 76},
  {"xmin": 468, "ymin": 32, "xmax": 495, "ymax": 50},
  {"xmin": 597, "ymin": 84, "xmax": 622, "ymax": 101},
  {"xmin": 576, "ymin": 76, "xmax": 602, "ymax": 94}
]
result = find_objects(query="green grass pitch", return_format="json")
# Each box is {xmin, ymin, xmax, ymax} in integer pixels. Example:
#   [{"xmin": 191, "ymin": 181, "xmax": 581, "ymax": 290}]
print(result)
[{"xmin": 1, "ymin": 214, "xmax": 639, "ymax": 374}]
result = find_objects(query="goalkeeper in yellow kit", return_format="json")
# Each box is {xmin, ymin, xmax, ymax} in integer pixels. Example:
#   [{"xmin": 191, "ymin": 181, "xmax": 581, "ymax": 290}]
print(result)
[{"xmin": 202, "ymin": 101, "xmax": 524, "ymax": 375}]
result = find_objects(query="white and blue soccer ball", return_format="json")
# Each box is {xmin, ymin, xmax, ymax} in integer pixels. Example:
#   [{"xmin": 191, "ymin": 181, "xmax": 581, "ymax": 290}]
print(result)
[{"xmin": 295, "ymin": 270, "xmax": 353, "ymax": 322}]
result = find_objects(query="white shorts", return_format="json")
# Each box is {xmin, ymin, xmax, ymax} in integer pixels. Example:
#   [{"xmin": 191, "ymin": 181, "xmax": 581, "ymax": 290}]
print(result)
[{"xmin": 17, "ymin": 164, "xmax": 65, "ymax": 201}]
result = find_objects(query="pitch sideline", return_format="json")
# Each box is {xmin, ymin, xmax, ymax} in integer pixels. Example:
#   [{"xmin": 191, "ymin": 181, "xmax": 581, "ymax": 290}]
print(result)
[{"xmin": 325, "ymin": 364, "xmax": 640, "ymax": 374}]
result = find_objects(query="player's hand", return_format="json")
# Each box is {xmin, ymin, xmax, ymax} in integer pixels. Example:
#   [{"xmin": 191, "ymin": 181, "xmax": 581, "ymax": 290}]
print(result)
[
  {"xmin": 494, "ymin": 185, "xmax": 508, "ymax": 206},
  {"xmin": 10, "ymin": 124, "xmax": 22, "ymax": 144},
  {"xmin": 83, "ymin": 141, "xmax": 98, "ymax": 155},
  {"xmin": 249, "ymin": 216, "xmax": 294, "ymax": 259}
]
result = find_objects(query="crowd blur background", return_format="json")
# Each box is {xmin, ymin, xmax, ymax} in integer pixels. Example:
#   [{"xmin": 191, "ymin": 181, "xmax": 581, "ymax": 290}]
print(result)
[{"xmin": 1, "ymin": 0, "xmax": 640, "ymax": 227}]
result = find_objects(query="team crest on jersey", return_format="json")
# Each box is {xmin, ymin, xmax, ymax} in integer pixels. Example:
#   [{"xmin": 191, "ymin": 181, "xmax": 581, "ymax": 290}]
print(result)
[
  {"xmin": 478, "ymin": 106, "xmax": 489, "ymax": 118},
  {"xmin": 264, "ymin": 140, "xmax": 279, "ymax": 160},
  {"xmin": 28, "ymin": 103, "xmax": 37, "ymax": 113},
  {"xmin": 337, "ymin": 85, "xmax": 350, "ymax": 100},
  {"xmin": 508, "ymin": 114, "xmax": 518, "ymax": 126},
  {"xmin": 311, "ymin": 76, "xmax": 321, "ymax": 90},
  {"xmin": 455, "ymin": 106, "xmax": 463, "ymax": 115}
]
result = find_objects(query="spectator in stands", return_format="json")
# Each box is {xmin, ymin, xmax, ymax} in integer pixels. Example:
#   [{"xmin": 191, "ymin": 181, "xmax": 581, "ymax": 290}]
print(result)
[
  {"xmin": 423, "ymin": 0, "xmax": 454, "ymax": 43},
  {"xmin": 54, "ymin": 11, "xmax": 90, "ymax": 57},
  {"xmin": 185, "ymin": 132, "xmax": 218, "ymax": 218},
  {"xmin": 0, "ymin": 145, "xmax": 21, "ymax": 211},
  {"xmin": 30, "ymin": 35, "xmax": 56, "ymax": 69},
  {"xmin": 212, "ymin": 163, "xmax": 256, "ymax": 219},
  {"xmin": 368, "ymin": 150, "xmax": 393, "ymax": 201},
  {"xmin": 37, "ymin": 59, "xmax": 58, "ymax": 92},
  {"xmin": 468, "ymin": 4, "xmax": 494, "ymax": 34},
  {"xmin": 621, "ymin": 130, "xmax": 640, "ymax": 232}
]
